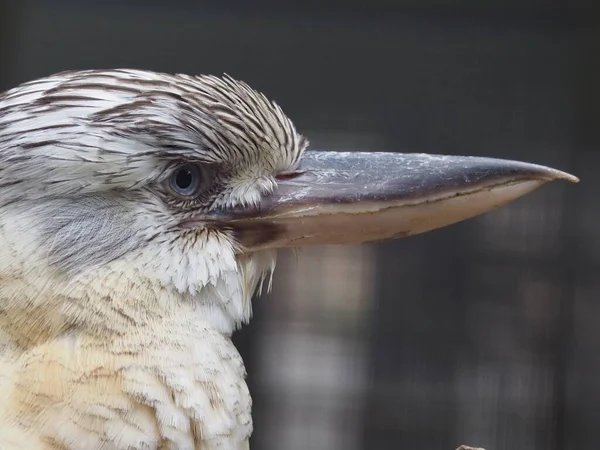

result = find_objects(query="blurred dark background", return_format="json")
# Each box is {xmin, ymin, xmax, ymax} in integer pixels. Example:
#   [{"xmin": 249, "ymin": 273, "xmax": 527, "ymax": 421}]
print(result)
[{"xmin": 0, "ymin": 1, "xmax": 597, "ymax": 449}]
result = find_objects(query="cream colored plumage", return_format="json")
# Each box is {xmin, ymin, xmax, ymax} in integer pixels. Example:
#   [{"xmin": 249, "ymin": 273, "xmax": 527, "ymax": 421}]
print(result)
[{"xmin": 0, "ymin": 69, "xmax": 578, "ymax": 450}]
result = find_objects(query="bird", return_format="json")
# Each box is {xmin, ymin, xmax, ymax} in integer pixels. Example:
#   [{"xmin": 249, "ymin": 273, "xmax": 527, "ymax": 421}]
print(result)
[{"xmin": 0, "ymin": 69, "xmax": 578, "ymax": 450}]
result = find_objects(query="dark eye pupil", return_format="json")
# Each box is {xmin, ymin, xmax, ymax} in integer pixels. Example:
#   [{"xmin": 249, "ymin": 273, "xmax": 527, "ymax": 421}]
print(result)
[
  {"xmin": 175, "ymin": 168, "xmax": 193, "ymax": 189},
  {"xmin": 169, "ymin": 163, "xmax": 203, "ymax": 197}
]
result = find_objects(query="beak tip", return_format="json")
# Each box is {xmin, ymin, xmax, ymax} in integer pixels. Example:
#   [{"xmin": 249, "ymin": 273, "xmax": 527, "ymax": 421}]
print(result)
[
  {"xmin": 560, "ymin": 173, "xmax": 580, "ymax": 184},
  {"xmin": 491, "ymin": 158, "xmax": 579, "ymax": 185},
  {"xmin": 536, "ymin": 167, "xmax": 579, "ymax": 184}
]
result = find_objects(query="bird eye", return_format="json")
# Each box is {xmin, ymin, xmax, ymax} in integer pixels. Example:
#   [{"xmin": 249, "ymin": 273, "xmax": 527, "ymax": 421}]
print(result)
[{"xmin": 168, "ymin": 163, "xmax": 204, "ymax": 198}]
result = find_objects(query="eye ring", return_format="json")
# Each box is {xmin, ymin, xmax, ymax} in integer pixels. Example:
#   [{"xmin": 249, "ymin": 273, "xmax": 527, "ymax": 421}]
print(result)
[{"xmin": 168, "ymin": 163, "xmax": 204, "ymax": 198}]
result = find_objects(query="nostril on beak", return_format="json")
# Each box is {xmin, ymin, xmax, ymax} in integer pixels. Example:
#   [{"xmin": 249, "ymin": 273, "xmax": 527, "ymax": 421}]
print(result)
[{"xmin": 275, "ymin": 171, "xmax": 304, "ymax": 181}]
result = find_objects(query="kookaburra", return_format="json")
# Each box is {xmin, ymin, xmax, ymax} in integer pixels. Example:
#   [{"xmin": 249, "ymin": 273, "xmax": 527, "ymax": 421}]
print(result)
[{"xmin": 0, "ymin": 69, "xmax": 578, "ymax": 449}]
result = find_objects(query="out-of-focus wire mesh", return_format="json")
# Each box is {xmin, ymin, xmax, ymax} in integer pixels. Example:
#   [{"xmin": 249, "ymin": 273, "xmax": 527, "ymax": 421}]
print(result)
[{"xmin": 1, "ymin": 1, "xmax": 597, "ymax": 449}]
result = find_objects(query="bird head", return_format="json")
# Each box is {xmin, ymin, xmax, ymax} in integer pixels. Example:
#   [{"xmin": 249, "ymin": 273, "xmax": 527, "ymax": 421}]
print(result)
[{"xmin": 0, "ymin": 69, "xmax": 578, "ymax": 344}]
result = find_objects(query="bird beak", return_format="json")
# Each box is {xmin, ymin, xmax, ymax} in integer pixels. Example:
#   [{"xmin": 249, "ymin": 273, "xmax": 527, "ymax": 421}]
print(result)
[{"xmin": 207, "ymin": 151, "xmax": 579, "ymax": 251}]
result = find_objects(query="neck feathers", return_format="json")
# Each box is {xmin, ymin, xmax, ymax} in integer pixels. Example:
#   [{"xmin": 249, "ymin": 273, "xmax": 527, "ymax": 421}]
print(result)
[{"xmin": 0, "ymin": 223, "xmax": 277, "ymax": 348}]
